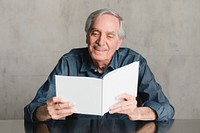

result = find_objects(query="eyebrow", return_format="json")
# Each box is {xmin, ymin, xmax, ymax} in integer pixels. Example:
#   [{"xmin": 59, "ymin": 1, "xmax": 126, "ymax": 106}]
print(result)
[
  {"xmin": 107, "ymin": 31, "xmax": 116, "ymax": 36},
  {"xmin": 90, "ymin": 27, "xmax": 99, "ymax": 33},
  {"xmin": 90, "ymin": 26, "xmax": 117, "ymax": 35}
]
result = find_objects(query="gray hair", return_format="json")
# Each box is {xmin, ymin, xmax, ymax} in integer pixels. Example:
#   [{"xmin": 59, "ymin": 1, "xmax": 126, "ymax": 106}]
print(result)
[{"xmin": 85, "ymin": 9, "xmax": 126, "ymax": 39}]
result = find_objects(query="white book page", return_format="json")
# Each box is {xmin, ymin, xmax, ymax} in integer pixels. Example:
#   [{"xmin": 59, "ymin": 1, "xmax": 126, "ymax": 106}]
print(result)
[
  {"xmin": 55, "ymin": 75, "xmax": 102, "ymax": 115},
  {"xmin": 102, "ymin": 61, "xmax": 139, "ymax": 114}
]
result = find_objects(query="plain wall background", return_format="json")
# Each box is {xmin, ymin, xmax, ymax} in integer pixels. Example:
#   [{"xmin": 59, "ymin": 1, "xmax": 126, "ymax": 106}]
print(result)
[{"xmin": 0, "ymin": 0, "xmax": 200, "ymax": 119}]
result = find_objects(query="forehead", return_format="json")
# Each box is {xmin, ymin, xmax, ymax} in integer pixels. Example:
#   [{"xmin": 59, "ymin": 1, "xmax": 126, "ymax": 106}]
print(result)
[{"xmin": 92, "ymin": 14, "xmax": 120, "ymax": 31}]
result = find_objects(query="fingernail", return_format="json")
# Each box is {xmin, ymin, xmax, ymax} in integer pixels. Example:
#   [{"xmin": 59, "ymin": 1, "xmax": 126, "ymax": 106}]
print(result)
[{"xmin": 109, "ymin": 110, "xmax": 113, "ymax": 114}]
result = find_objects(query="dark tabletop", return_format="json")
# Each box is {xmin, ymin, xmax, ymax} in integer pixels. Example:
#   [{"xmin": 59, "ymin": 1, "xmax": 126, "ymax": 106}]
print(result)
[{"xmin": 1, "ymin": 119, "xmax": 200, "ymax": 133}]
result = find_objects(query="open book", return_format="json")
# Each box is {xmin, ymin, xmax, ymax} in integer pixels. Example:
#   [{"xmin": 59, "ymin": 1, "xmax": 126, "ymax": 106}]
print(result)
[{"xmin": 55, "ymin": 61, "xmax": 139, "ymax": 116}]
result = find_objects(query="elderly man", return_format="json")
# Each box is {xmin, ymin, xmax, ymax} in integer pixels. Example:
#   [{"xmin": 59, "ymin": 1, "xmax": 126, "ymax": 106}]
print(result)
[{"xmin": 24, "ymin": 9, "xmax": 175, "ymax": 122}]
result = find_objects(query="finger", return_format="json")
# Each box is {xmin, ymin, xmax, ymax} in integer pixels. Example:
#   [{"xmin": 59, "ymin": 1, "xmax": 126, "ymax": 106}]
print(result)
[
  {"xmin": 109, "ymin": 104, "xmax": 134, "ymax": 115},
  {"xmin": 109, "ymin": 99, "xmax": 137, "ymax": 114},
  {"xmin": 51, "ymin": 112, "xmax": 72, "ymax": 120},
  {"xmin": 116, "ymin": 104, "xmax": 134, "ymax": 114},
  {"xmin": 115, "ymin": 93, "xmax": 135, "ymax": 101},
  {"xmin": 109, "ymin": 103, "xmax": 130, "ymax": 112},
  {"xmin": 47, "ymin": 96, "xmax": 71, "ymax": 106},
  {"xmin": 50, "ymin": 108, "xmax": 76, "ymax": 120},
  {"xmin": 110, "ymin": 100, "xmax": 133, "ymax": 110},
  {"xmin": 51, "ymin": 96, "xmax": 69, "ymax": 103},
  {"xmin": 56, "ymin": 97, "xmax": 70, "ymax": 103},
  {"xmin": 47, "ymin": 101, "xmax": 75, "ymax": 115},
  {"xmin": 46, "ymin": 97, "xmax": 62, "ymax": 106},
  {"xmin": 54, "ymin": 102, "xmax": 75, "ymax": 110},
  {"xmin": 56, "ymin": 107, "xmax": 76, "ymax": 115}
]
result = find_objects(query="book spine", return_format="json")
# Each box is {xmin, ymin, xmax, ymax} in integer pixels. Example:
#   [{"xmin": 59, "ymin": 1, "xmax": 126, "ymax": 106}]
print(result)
[{"xmin": 101, "ymin": 79, "xmax": 103, "ymax": 116}]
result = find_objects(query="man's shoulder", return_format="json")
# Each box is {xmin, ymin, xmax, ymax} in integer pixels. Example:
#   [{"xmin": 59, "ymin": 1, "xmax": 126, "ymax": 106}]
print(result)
[{"xmin": 117, "ymin": 47, "xmax": 147, "ymax": 63}]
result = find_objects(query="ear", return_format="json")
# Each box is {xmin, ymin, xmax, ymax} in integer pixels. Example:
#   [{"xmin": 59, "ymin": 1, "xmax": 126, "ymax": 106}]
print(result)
[{"xmin": 86, "ymin": 35, "xmax": 89, "ymax": 44}]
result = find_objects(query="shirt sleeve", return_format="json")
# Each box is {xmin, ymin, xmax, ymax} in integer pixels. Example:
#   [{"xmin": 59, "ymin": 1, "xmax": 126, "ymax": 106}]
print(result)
[
  {"xmin": 24, "ymin": 57, "xmax": 67, "ymax": 123},
  {"xmin": 137, "ymin": 57, "xmax": 175, "ymax": 122}
]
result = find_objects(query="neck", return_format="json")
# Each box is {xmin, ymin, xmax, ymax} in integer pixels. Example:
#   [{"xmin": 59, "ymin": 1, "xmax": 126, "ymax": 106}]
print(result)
[{"xmin": 93, "ymin": 60, "xmax": 110, "ymax": 73}]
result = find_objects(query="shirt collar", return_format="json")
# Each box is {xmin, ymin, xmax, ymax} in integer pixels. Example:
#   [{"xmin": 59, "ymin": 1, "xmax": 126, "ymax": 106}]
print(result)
[
  {"xmin": 80, "ymin": 48, "xmax": 96, "ymax": 72},
  {"xmin": 108, "ymin": 50, "xmax": 119, "ymax": 70},
  {"xmin": 80, "ymin": 49, "xmax": 119, "ymax": 72}
]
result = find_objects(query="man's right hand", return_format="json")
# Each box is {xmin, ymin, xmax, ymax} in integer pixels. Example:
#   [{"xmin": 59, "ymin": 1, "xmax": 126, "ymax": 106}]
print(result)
[{"xmin": 35, "ymin": 97, "xmax": 76, "ymax": 121}]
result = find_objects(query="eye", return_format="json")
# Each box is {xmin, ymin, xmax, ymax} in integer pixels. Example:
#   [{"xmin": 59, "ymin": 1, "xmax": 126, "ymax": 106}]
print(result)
[
  {"xmin": 108, "ymin": 35, "xmax": 114, "ymax": 38},
  {"xmin": 107, "ymin": 34, "xmax": 115, "ymax": 39},
  {"xmin": 91, "ymin": 31, "xmax": 100, "ymax": 37}
]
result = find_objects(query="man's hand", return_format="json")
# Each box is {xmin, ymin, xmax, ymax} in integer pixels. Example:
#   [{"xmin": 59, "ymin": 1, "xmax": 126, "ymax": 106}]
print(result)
[
  {"xmin": 109, "ymin": 93, "xmax": 156, "ymax": 121},
  {"xmin": 109, "ymin": 93, "xmax": 140, "ymax": 120},
  {"xmin": 35, "ymin": 97, "xmax": 76, "ymax": 121}
]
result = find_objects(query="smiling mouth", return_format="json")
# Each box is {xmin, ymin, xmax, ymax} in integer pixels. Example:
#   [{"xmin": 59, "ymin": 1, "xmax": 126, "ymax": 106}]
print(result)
[
  {"xmin": 93, "ymin": 45, "xmax": 106, "ymax": 52},
  {"xmin": 95, "ymin": 48, "xmax": 105, "ymax": 52}
]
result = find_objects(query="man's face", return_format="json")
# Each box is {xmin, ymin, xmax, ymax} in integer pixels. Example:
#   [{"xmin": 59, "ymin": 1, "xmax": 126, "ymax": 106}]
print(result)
[{"xmin": 87, "ymin": 14, "xmax": 123, "ymax": 63}]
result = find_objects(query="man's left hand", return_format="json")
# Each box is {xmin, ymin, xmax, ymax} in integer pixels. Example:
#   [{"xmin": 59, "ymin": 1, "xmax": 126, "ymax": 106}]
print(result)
[{"xmin": 109, "ymin": 93, "xmax": 141, "ymax": 120}]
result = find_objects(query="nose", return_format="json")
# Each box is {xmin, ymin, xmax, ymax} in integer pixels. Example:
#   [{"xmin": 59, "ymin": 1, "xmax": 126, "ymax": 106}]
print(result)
[{"xmin": 96, "ymin": 35, "xmax": 105, "ymax": 46}]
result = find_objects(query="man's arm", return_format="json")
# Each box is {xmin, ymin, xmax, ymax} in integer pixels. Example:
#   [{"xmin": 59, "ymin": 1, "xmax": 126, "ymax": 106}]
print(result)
[{"xmin": 136, "ymin": 57, "xmax": 175, "ymax": 121}]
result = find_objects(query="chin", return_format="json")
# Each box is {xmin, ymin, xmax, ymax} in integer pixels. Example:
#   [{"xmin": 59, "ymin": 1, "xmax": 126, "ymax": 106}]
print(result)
[
  {"xmin": 91, "ymin": 54, "xmax": 106, "ymax": 61},
  {"xmin": 92, "ymin": 57, "xmax": 105, "ymax": 61}
]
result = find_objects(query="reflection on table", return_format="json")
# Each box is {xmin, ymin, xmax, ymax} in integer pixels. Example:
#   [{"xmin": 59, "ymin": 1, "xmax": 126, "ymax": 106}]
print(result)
[{"xmin": 24, "ymin": 119, "xmax": 174, "ymax": 133}]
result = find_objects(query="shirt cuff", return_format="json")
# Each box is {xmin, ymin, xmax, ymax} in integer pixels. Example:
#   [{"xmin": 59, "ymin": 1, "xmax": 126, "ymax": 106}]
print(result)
[{"xmin": 143, "ymin": 101, "xmax": 173, "ymax": 122}]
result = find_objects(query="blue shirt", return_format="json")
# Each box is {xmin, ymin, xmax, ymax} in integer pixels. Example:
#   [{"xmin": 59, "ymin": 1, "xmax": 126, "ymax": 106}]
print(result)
[{"xmin": 24, "ymin": 47, "xmax": 175, "ymax": 122}]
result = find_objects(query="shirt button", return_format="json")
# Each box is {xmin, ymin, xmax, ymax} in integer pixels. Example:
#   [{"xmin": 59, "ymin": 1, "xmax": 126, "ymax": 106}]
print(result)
[{"xmin": 94, "ymin": 69, "xmax": 98, "ymax": 72}]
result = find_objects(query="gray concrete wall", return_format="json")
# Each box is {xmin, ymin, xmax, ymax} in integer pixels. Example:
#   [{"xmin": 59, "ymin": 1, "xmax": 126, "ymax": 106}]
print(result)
[{"xmin": 0, "ymin": 0, "xmax": 200, "ymax": 119}]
